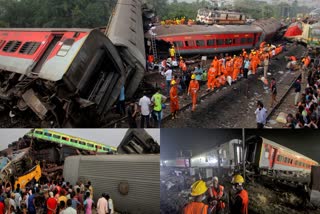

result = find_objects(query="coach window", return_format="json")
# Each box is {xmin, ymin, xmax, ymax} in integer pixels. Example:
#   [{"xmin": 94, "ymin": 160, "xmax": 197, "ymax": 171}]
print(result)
[
  {"xmin": 19, "ymin": 42, "xmax": 41, "ymax": 55},
  {"xmin": 44, "ymin": 133, "xmax": 52, "ymax": 137},
  {"xmin": 247, "ymin": 38, "xmax": 253, "ymax": 43},
  {"xmin": 196, "ymin": 40, "xmax": 205, "ymax": 47},
  {"xmin": 70, "ymin": 139, "xmax": 78, "ymax": 143},
  {"xmin": 240, "ymin": 38, "xmax": 246, "ymax": 44},
  {"xmin": 53, "ymin": 134, "xmax": 60, "ymax": 139},
  {"xmin": 216, "ymin": 39, "xmax": 224, "ymax": 46},
  {"xmin": 79, "ymin": 141, "xmax": 86, "ymax": 145},
  {"xmin": 185, "ymin": 40, "xmax": 195, "ymax": 47},
  {"xmin": 233, "ymin": 39, "xmax": 239, "ymax": 44},
  {"xmin": 173, "ymin": 41, "xmax": 183, "ymax": 47},
  {"xmin": 225, "ymin": 39, "xmax": 232, "ymax": 45},
  {"xmin": 2, "ymin": 40, "xmax": 22, "ymax": 53},
  {"xmin": 35, "ymin": 130, "xmax": 43, "ymax": 135},
  {"xmin": 284, "ymin": 157, "xmax": 288, "ymax": 163},
  {"xmin": 207, "ymin": 39, "xmax": 215, "ymax": 46}
]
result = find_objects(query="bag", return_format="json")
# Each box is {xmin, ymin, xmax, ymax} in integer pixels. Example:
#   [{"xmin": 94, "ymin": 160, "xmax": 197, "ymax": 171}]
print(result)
[{"xmin": 162, "ymin": 103, "xmax": 166, "ymax": 109}]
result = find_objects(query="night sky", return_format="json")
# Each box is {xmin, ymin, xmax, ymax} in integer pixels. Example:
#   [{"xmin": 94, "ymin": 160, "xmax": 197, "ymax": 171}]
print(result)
[{"xmin": 161, "ymin": 129, "xmax": 320, "ymax": 162}]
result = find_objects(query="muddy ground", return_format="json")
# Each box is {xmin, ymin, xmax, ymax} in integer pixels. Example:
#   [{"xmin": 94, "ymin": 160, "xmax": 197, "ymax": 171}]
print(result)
[{"xmin": 160, "ymin": 168, "xmax": 320, "ymax": 214}]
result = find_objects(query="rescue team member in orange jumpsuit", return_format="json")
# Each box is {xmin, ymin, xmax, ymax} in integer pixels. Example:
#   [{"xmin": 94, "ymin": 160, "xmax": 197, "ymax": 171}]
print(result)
[
  {"xmin": 208, "ymin": 176, "xmax": 226, "ymax": 214},
  {"xmin": 226, "ymin": 58, "xmax": 233, "ymax": 77},
  {"xmin": 183, "ymin": 180, "xmax": 209, "ymax": 214},
  {"xmin": 188, "ymin": 74, "xmax": 199, "ymax": 112},
  {"xmin": 251, "ymin": 52, "xmax": 259, "ymax": 75},
  {"xmin": 230, "ymin": 174, "xmax": 249, "ymax": 214},
  {"xmin": 232, "ymin": 56, "xmax": 241, "ymax": 81},
  {"xmin": 170, "ymin": 80, "xmax": 179, "ymax": 119},
  {"xmin": 207, "ymin": 67, "xmax": 216, "ymax": 91},
  {"xmin": 212, "ymin": 56, "xmax": 220, "ymax": 75},
  {"xmin": 242, "ymin": 49, "xmax": 248, "ymax": 58}
]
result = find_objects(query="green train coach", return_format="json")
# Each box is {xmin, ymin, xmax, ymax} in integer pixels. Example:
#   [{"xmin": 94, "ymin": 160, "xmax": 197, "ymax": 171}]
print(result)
[{"xmin": 26, "ymin": 129, "xmax": 117, "ymax": 153}]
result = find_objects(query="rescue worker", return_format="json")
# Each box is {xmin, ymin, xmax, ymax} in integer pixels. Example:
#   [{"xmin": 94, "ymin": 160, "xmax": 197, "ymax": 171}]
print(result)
[
  {"xmin": 302, "ymin": 55, "xmax": 311, "ymax": 83},
  {"xmin": 212, "ymin": 56, "xmax": 220, "ymax": 75},
  {"xmin": 170, "ymin": 80, "xmax": 179, "ymax": 119},
  {"xmin": 242, "ymin": 49, "xmax": 248, "ymax": 58},
  {"xmin": 232, "ymin": 56, "xmax": 241, "ymax": 82},
  {"xmin": 251, "ymin": 52, "xmax": 259, "ymax": 75},
  {"xmin": 225, "ymin": 58, "xmax": 233, "ymax": 77},
  {"xmin": 183, "ymin": 180, "xmax": 209, "ymax": 214},
  {"xmin": 207, "ymin": 67, "xmax": 216, "ymax": 91},
  {"xmin": 208, "ymin": 177, "xmax": 226, "ymax": 214},
  {"xmin": 188, "ymin": 74, "xmax": 200, "ymax": 112},
  {"xmin": 230, "ymin": 174, "xmax": 248, "ymax": 214},
  {"xmin": 262, "ymin": 51, "xmax": 270, "ymax": 79},
  {"xmin": 169, "ymin": 45, "xmax": 175, "ymax": 60}
]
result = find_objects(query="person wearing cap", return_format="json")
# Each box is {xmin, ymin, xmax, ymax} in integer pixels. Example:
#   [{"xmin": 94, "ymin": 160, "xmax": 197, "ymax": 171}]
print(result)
[
  {"xmin": 188, "ymin": 74, "xmax": 200, "ymax": 112},
  {"xmin": 170, "ymin": 80, "xmax": 179, "ymax": 120},
  {"xmin": 182, "ymin": 180, "xmax": 209, "ymax": 214},
  {"xmin": 169, "ymin": 45, "xmax": 175, "ymax": 60},
  {"xmin": 47, "ymin": 191, "xmax": 58, "ymax": 214},
  {"xmin": 208, "ymin": 176, "xmax": 226, "ymax": 214},
  {"xmin": 230, "ymin": 174, "xmax": 248, "ymax": 214}
]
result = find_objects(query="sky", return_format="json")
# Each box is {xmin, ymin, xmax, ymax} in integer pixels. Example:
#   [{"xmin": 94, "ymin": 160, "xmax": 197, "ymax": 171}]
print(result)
[
  {"xmin": 161, "ymin": 129, "xmax": 320, "ymax": 162},
  {"xmin": 0, "ymin": 129, "xmax": 160, "ymax": 150}
]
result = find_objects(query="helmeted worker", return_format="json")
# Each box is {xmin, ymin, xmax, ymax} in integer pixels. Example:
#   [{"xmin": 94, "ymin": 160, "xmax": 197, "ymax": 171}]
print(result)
[
  {"xmin": 232, "ymin": 57, "xmax": 241, "ymax": 81},
  {"xmin": 183, "ymin": 180, "xmax": 209, "ymax": 214},
  {"xmin": 225, "ymin": 58, "xmax": 233, "ymax": 77},
  {"xmin": 251, "ymin": 52, "xmax": 259, "ymax": 75},
  {"xmin": 169, "ymin": 45, "xmax": 176, "ymax": 60},
  {"xmin": 207, "ymin": 67, "xmax": 216, "ymax": 91},
  {"xmin": 170, "ymin": 80, "xmax": 179, "ymax": 119},
  {"xmin": 208, "ymin": 176, "xmax": 226, "ymax": 213},
  {"xmin": 188, "ymin": 74, "xmax": 200, "ymax": 112},
  {"xmin": 230, "ymin": 174, "xmax": 248, "ymax": 214}
]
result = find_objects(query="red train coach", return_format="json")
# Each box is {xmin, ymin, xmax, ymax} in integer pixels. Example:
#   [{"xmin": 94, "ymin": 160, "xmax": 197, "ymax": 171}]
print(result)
[
  {"xmin": 0, "ymin": 28, "xmax": 125, "ymax": 127},
  {"xmin": 148, "ymin": 18, "xmax": 281, "ymax": 55},
  {"xmin": 246, "ymin": 136, "xmax": 318, "ymax": 176}
]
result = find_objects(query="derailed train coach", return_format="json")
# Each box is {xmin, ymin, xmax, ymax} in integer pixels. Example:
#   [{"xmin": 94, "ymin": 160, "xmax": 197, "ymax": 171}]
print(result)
[
  {"xmin": 189, "ymin": 137, "xmax": 318, "ymax": 181},
  {"xmin": 0, "ymin": 0, "xmax": 148, "ymax": 127}
]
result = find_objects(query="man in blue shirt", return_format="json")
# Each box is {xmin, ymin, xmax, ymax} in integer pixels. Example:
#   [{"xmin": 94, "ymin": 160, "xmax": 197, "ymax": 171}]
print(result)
[{"xmin": 243, "ymin": 57, "xmax": 250, "ymax": 79}]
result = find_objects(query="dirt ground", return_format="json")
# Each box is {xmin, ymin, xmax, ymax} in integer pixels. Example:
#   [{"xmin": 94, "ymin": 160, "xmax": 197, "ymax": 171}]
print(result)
[{"xmin": 160, "ymin": 168, "xmax": 320, "ymax": 214}]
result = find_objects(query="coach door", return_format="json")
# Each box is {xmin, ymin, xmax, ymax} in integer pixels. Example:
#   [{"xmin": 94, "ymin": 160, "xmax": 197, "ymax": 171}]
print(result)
[
  {"xmin": 269, "ymin": 147, "xmax": 278, "ymax": 169},
  {"xmin": 32, "ymin": 34, "xmax": 63, "ymax": 74}
]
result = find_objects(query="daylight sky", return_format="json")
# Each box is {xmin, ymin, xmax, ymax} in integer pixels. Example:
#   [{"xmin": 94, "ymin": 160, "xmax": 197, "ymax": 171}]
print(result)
[{"xmin": 0, "ymin": 129, "xmax": 160, "ymax": 150}]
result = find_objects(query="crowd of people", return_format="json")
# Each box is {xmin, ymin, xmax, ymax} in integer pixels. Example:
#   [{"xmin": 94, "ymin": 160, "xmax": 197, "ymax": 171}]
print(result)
[
  {"xmin": 284, "ymin": 54, "xmax": 320, "ymax": 129},
  {"xmin": 0, "ymin": 178, "xmax": 114, "ymax": 214}
]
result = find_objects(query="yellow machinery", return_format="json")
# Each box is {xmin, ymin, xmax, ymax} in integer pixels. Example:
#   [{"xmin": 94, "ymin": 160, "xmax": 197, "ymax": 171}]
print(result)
[{"xmin": 14, "ymin": 164, "xmax": 41, "ymax": 189}]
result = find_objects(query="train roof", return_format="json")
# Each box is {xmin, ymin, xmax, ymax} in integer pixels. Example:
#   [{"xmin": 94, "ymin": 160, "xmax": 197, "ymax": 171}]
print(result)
[
  {"xmin": 150, "ymin": 24, "xmax": 262, "ymax": 38},
  {"xmin": 0, "ymin": 28, "xmax": 93, "ymax": 32},
  {"xmin": 257, "ymin": 136, "xmax": 318, "ymax": 164}
]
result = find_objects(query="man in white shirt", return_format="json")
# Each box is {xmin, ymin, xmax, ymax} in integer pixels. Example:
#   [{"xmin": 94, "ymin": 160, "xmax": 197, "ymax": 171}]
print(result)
[
  {"xmin": 164, "ymin": 67, "xmax": 173, "ymax": 95},
  {"xmin": 62, "ymin": 199, "xmax": 76, "ymax": 214},
  {"xmin": 105, "ymin": 194, "xmax": 114, "ymax": 214},
  {"xmin": 139, "ymin": 91, "xmax": 151, "ymax": 128},
  {"xmin": 97, "ymin": 193, "xmax": 108, "ymax": 214},
  {"xmin": 255, "ymin": 101, "xmax": 267, "ymax": 129}
]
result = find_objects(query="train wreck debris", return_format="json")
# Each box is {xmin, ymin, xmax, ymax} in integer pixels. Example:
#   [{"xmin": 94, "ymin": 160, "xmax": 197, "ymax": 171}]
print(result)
[{"xmin": 0, "ymin": 128, "xmax": 159, "ymax": 190}]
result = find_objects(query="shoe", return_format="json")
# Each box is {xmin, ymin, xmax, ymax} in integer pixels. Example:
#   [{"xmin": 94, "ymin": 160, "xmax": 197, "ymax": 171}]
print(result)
[{"xmin": 172, "ymin": 116, "xmax": 175, "ymax": 120}]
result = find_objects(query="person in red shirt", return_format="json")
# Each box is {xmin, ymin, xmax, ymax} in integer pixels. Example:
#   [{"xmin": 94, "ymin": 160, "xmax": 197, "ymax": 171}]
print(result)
[
  {"xmin": 0, "ymin": 200, "xmax": 5, "ymax": 214},
  {"xmin": 47, "ymin": 192, "xmax": 58, "ymax": 214},
  {"xmin": 170, "ymin": 80, "xmax": 179, "ymax": 119}
]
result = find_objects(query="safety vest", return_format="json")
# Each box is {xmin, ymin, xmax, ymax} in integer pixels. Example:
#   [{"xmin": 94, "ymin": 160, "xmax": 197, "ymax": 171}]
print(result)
[
  {"xmin": 169, "ymin": 48, "xmax": 175, "ymax": 57},
  {"xmin": 152, "ymin": 93, "xmax": 163, "ymax": 111},
  {"xmin": 210, "ymin": 185, "xmax": 226, "ymax": 209},
  {"xmin": 183, "ymin": 202, "xmax": 208, "ymax": 214},
  {"xmin": 237, "ymin": 189, "xmax": 249, "ymax": 214},
  {"xmin": 189, "ymin": 80, "xmax": 199, "ymax": 93}
]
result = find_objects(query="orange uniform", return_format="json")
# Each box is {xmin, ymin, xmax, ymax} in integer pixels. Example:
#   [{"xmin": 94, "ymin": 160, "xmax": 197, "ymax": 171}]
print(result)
[
  {"xmin": 183, "ymin": 202, "xmax": 208, "ymax": 214},
  {"xmin": 211, "ymin": 57, "xmax": 220, "ymax": 75},
  {"xmin": 226, "ymin": 60, "xmax": 233, "ymax": 77},
  {"xmin": 170, "ymin": 86, "xmax": 179, "ymax": 113},
  {"xmin": 237, "ymin": 190, "xmax": 249, "ymax": 214},
  {"xmin": 207, "ymin": 67, "xmax": 216, "ymax": 90},
  {"xmin": 232, "ymin": 58, "xmax": 241, "ymax": 81},
  {"xmin": 188, "ymin": 80, "xmax": 200, "ymax": 111},
  {"xmin": 209, "ymin": 185, "xmax": 226, "ymax": 210},
  {"xmin": 251, "ymin": 54, "xmax": 259, "ymax": 74}
]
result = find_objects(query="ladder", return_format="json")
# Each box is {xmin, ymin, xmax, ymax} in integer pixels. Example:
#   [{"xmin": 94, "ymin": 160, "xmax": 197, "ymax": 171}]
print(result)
[{"xmin": 151, "ymin": 34, "xmax": 158, "ymax": 61}]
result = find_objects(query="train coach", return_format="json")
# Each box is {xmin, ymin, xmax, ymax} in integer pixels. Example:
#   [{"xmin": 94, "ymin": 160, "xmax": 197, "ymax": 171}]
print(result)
[
  {"xmin": 148, "ymin": 18, "xmax": 281, "ymax": 55},
  {"xmin": 0, "ymin": 28, "xmax": 125, "ymax": 127},
  {"xmin": 246, "ymin": 136, "xmax": 318, "ymax": 176},
  {"xmin": 190, "ymin": 136, "xmax": 318, "ymax": 177}
]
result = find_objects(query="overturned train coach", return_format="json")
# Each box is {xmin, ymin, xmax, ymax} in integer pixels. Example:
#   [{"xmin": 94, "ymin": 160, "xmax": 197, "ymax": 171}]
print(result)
[
  {"xmin": 0, "ymin": 0, "xmax": 147, "ymax": 127},
  {"xmin": 187, "ymin": 137, "xmax": 318, "ymax": 179},
  {"xmin": 148, "ymin": 18, "xmax": 282, "ymax": 55}
]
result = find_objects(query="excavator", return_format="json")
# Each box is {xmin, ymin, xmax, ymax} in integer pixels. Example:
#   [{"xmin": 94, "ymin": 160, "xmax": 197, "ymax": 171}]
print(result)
[{"xmin": 14, "ymin": 164, "xmax": 41, "ymax": 189}]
